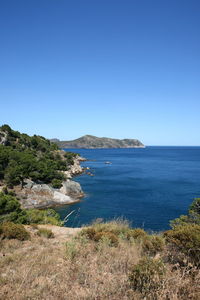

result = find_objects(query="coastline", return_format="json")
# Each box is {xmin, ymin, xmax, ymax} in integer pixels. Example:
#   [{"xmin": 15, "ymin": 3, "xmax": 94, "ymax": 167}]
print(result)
[{"xmin": 13, "ymin": 155, "xmax": 87, "ymax": 210}]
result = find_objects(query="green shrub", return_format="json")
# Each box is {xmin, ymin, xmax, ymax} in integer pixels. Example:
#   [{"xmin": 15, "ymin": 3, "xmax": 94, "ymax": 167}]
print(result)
[
  {"xmin": 164, "ymin": 224, "xmax": 200, "ymax": 266},
  {"xmin": 189, "ymin": 198, "xmax": 200, "ymax": 215},
  {"xmin": 0, "ymin": 192, "xmax": 62, "ymax": 226},
  {"xmin": 0, "ymin": 192, "xmax": 21, "ymax": 215},
  {"xmin": 80, "ymin": 227, "xmax": 119, "ymax": 246},
  {"xmin": 51, "ymin": 178, "xmax": 63, "ymax": 189},
  {"xmin": 170, "ymin": 198, "xmax": 200, "ymax": 227},
  {"xmin": 126, "ymin": 228, "xmax": 165, "ymax": 255},
  {"xmin": 0, "ymin": 222, "xmax": 30, "ymax": 241},
  {"xmin": 37, "ymin": 228, "xmax": 54, "ymax": 238},
  {"xmin": 129, "ymin": 257, "xmax": 166, "ymax": 295},
  {"xmin": 141, "ymin": 235, "xmax": 165, "ymax": 255},
  {"xmin": 25, "ymin": 208, "xmax": 63, "ymax": 226},
  {"xmin": 127, "ymin": 228, "xmax": 147, "ymax": 240},
  {"xmin": 93, "ymin": 231, "xmax": 119, "ymax": 246}
]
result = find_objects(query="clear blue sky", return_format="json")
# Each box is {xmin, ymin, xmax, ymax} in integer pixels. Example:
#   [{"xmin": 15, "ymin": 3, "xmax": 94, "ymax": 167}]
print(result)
[{"xmin": 0, "ymin": 0, "xmax": 200, "ymax": 145}]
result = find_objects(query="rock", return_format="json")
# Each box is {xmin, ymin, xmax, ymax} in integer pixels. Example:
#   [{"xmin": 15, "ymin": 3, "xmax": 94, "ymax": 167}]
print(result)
[
  {"xmin": 60, "ymin": 180, "xmax": 83, "ymax": 198},
  {"xmin": 13, "ymin": 155, "xmax": 85, "ymax": 209},
  {"xmin": 64, "ymin": 156, "xmax": 85, "ymax": 178},
  {"xmin": 0, "ymin": 131, "xmax": 8, "ymax": 145},
  {"xmin": 53, "ymin": 191, "xmax": 76, "ymax": 204},
  {"xmin": 16, "ymin": 180, "xmax": 82, "ymax": 209},
  {"xmin": 23, "ymin": 179, "xmax": 35, "ymax": 189}
]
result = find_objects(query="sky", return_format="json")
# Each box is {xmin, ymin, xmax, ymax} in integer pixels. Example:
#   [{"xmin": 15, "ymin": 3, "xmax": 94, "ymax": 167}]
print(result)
[{"xmin": 0, "ymin": 0, "xmax": 200, "ymax": 145}]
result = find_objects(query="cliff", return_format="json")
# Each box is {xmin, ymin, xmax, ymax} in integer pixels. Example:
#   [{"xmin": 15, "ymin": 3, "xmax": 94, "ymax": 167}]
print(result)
[{"xmin": 51, "ymin": 135, "xmax": 145, "ymax": 149}]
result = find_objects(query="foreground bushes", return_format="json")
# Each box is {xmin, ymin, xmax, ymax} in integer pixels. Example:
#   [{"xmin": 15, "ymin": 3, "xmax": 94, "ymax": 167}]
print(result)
[
  {"xmin": 0, "ymin": 218, "xmax": 200, "ymax": 300},
  {"xmin": 81, "ymin": 222, "xmax": 165, "ymax": 254},
  {"xmin": 129, "ymin": 257, "xmax": 166, "ymax": 295},
  {"xmin": 127, "ymin": 228, "xmax": 147, "ymax": 240},
  {"xmin": 0, "ymin": 222, "xmax": 30, "ymax": 241},
  {"xmin": 164, "ymin": 224, "xmax": 200, "ymax": 266}
]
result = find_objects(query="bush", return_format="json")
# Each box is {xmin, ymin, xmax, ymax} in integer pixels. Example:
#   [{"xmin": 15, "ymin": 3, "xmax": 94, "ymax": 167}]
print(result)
[
  {"xmin": 129, "ymin": 257, "xmax": 166, "ymax": 295},
  {"xmin": 141, "ymin": 235, "xmax": 165, "ymax": 255},
  {"xmin": 51, "ymin": 178, "xmax": 63, "ymax": 189},
  {"xmin": 0, "ymin": 192, "xmax": 62, "ymax": 226},
  {"xmin": 127, "ymin": 228, "xmax": 147, "ymax": 240},
  {"xmin": 126, "ymin": 228, "xmax": 165, "ymax": 255},
  {"xmin": 24, "ymin": 208, "xmax": 63, "ymax": 226},
  {"xmin": 80, "ymin": 227, "xmax": 119, "ymax": 246},
  {"xmin": 37, "ymin": 228, "xmax": 54, "ymax": 239},
  {"xmin": 0, "ymin": 222, "xmax": 30, "ymax": 241},
  {"xmin": 93, "ymin": 231, "xmax": 119, "ymax": 246},
  {"xmin": 164, "ymin": 224, "xmax": 200, "ymax": 266},
  {"xmin": 81, "ymin": 227, "xmax": 96, "ymax": 240},
  {"xmin": 0, "ymin": 192, "xmax": 21, "ymax": 215},
  {"xmin": 170, "ymin": 198, "xmax": 200, "ymax": 227},
  {"xmin": 189, "ymin": 198, "xmax": 200, "ymax": 215}
]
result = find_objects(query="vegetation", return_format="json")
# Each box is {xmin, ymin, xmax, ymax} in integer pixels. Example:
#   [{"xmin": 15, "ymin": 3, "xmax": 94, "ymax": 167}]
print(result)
[
  {"xmin": 37, "ymin": 228, "xmax": 54, "ymax": 239},
  {"xmin": 0, "ymin": 124, "xmax": 78, "ymax": 188},
  {"xmin": 1, "ymin": 216, "xmax": 199, "ymax": 299},
  {"xmin": 0, "ymin": 191, "xmax": 62, "ymax": 226},
  {"xmin": 164, "ymin": 223, "xmax": 200, "ymax": 266},
  {"xmin": 0, "ymin": 124, "xmax": 78, "ymax": 227},
  {"xmin": 0, "ymin": 125, "xmax": 199, "ymax": 299},
  {"xmin": 170, "ymin": 197, "xmax": 200, "ymax": 227},
  {"xmin": 0, "ymin": 222, "xmax": 30, "ymax": 241},
  {"xmin": 127, "ymin": 228, "xmax": 147, "ymax": 240},
  {"xmin": 129, "ymin": 257, "xmax": 166, "ymax": 295}
]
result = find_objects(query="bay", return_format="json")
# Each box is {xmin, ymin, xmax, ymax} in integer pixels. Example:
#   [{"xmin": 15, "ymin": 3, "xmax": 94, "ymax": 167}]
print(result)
[{"xmin": 55, "ymin": 147, "xmax": 200, "ymax": 231}]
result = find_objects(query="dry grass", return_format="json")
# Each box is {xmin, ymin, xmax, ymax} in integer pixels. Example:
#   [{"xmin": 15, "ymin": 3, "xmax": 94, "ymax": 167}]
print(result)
[{"xmin": 0, "ymin": 222, "xmax": 199, "ymax": 300}]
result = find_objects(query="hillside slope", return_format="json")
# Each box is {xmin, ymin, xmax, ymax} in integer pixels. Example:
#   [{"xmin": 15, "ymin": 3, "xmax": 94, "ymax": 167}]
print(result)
[
  {"xmin": 0, "ymin": 218, "xmax": 200, "ymax": 300},
  {"xmin": 0, "ymin": 124, "xmax": 84, "ymax": 212}
]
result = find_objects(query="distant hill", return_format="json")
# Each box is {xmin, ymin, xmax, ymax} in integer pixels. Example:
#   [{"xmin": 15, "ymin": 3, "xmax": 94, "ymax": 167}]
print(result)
[{"xmin": 50, "ymin": 135, "xmax": 145, "ymax": 149}]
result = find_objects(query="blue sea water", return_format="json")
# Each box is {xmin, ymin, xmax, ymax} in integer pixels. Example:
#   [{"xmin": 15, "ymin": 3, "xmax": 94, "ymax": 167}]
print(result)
[{"xmin": 55, "ymin": 147, "xmax": 200, "ymax": 231}]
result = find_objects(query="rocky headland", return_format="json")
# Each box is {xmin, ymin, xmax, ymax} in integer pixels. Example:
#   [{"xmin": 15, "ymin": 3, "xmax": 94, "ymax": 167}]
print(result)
[
  {"xmin": 0, "ymin": 125, "xmax": 86, "ymax": 210},
  {"xmin": 13, "ymin": 155, "xmax": 86, "ymax": 209},
  {"xmin": 50, "ymin": 135, "xmax": 145, "ymax": 149}
]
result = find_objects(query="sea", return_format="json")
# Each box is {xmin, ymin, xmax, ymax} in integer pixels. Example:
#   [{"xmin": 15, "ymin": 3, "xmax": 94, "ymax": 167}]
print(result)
[{"xmin": 55, "ymin": 147, "xmax": 200, "ymax": 232}]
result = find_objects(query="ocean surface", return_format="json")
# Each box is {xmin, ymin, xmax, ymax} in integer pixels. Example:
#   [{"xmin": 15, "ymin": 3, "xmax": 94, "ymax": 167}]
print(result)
[{"xmin": 55, "ymin": 147, "xmax": 200, "ymax": 231}]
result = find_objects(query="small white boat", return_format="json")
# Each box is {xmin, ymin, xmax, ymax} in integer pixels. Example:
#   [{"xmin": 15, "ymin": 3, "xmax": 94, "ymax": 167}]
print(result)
[{"xmin": 105, "ymin": 161, "xmax": 112, "ymax": 164}]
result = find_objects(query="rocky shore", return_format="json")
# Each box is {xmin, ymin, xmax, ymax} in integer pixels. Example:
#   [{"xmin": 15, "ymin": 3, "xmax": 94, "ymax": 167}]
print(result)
[
  {"xmin": 14, "ymin": 156, "xmax": 86, "ymax": 209},
  {"xmin": 63, "ymin": 156, "xmax": 86, "ymax": 178}
]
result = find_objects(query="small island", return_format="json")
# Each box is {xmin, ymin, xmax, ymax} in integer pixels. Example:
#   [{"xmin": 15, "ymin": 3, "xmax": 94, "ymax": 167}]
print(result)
[{"xmin": 50, "ymin": 135, "xmax": 145, "ymax": 149}]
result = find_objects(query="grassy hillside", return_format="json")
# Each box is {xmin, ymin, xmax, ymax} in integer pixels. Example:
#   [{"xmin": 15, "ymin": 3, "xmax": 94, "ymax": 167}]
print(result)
[{"xmin": 0, "ymin": 198, "xmax": 200, "ymax": 299}]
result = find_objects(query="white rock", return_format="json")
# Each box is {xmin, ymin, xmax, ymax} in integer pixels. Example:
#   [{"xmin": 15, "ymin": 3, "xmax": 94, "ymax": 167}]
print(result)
[{"xmin": 53, "ymin": 191, "xmax": 75, "ymax": 204}]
